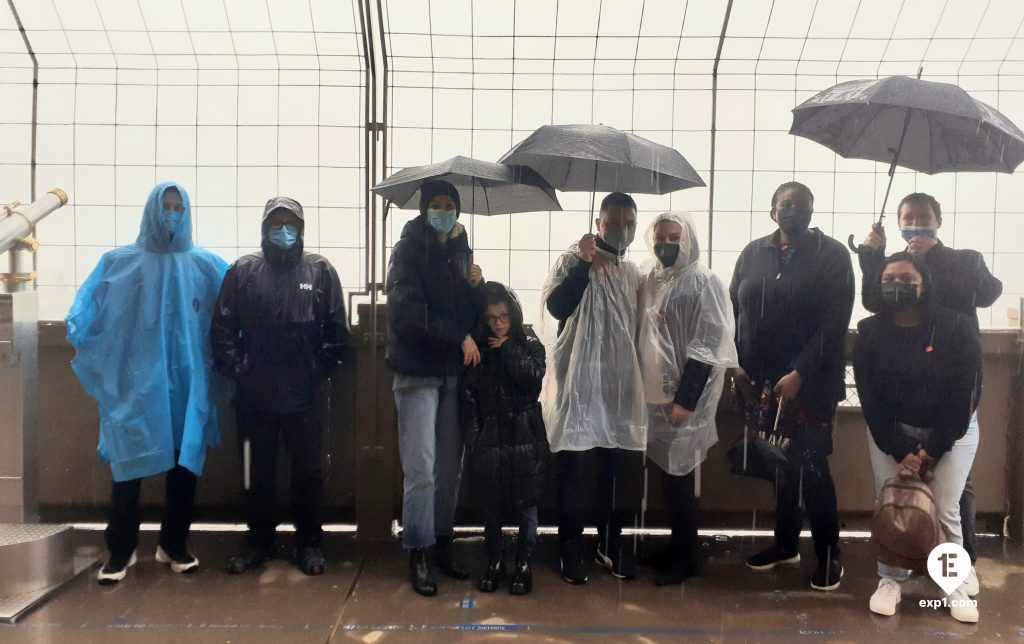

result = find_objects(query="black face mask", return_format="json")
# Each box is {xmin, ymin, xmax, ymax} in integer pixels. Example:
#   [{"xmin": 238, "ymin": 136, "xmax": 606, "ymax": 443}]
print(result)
[
  {"xmin": 776, "ymin": 207, "xmax": 813, "ymax": 236},
  {"xmin": 880, "ymin": 281, "xmax": 920, "ymax": 310},
  {"xmin": 654, "ymin": 243, "xmax": 680, "ymax": 267}
]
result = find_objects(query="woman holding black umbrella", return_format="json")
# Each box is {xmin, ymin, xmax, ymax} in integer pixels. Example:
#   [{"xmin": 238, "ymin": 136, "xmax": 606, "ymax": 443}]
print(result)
[
  {"xmin": 386, "ymin": 180, "xmax": 485, "ymax": 596},
  {"xmin": 729, "ymin": 181, "xmax": 854, "ymax": 592}
]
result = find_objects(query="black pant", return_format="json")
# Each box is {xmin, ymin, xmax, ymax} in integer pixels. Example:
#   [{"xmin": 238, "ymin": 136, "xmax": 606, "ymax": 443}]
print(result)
[
  {"xmin": 773, "ymin": 408, "xmax": 840, "ymax": 562},
  {"xmin": 661, "ymin": 467, "xmax": 698, "ymax": 562},
  {"xmin": 960, "ymin": 475, "xmax": 977, "ymax": 564},
  {"xmin": 556, "ymin": 447, "xmax": 644, "ymax": 546},
  {"xmin": 236, "ymin": 406, "xmax": 325, "ymax": 550},
  {"xmin": 105, "ymin": 463, "xmax": 197, "ymax": 558}
]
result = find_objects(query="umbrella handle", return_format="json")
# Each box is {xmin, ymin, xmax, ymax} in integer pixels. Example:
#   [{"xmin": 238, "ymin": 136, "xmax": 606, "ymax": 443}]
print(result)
[
  {"xmin": 848, "ymin": 219, "xmax": 886, "ymax": 253},
  {"xmin": 847, "ymin": 234, "xmax": 862, "ymax": 253}
]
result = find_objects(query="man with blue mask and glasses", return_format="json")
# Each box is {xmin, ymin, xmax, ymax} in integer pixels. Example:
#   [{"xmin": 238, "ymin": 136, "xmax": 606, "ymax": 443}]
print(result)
[
  {"xmin": 859, "ymin": 192, "xmax": 1002, "ymax": 600},
  {"xmin": 212, "ymin": 196, "xmax": 350, "ymax": 577},
  {"xmin": 67, "ymin": 182, "xmax": 228, "ymax": 585}
]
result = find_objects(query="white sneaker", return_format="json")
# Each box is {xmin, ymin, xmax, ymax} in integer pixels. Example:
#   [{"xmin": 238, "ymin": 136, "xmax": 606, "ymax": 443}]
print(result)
[
  {"xmin": 97, "ymin": 552, "xmax": 137, "ymax": 585},
  {"xmin": 155, "ymin": 545, "xmax": 199, "ymax": 573},
  {"xmin": 869, "ymin": 577, "xmax": 902, "ymax": 616},
  {"xmin": 948, "ymin": 587, "xmax": 979, "ymax": 623},
  {"xmin": 963, "ymin": 566, "xmax": 980, "ymax": 597}
]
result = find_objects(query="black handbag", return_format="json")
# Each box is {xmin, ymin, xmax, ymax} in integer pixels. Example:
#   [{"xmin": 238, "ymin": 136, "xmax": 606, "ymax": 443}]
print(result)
[{"xmin": 727, "ymin": 381, "xmax": 792, "ymax": 485}]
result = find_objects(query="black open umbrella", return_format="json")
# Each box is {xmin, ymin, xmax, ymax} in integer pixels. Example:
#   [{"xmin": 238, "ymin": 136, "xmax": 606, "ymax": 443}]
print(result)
[
  {"xmin": 372, "ymin": 155, "xmax": 562, "ymax": 216},
  {"xmin": 498, "ymin": 124, "xmax": 705, "ymax": 195},
  {"xmin": 791, "ymin": 73, "xmax": 1024, "ymax": 252}
]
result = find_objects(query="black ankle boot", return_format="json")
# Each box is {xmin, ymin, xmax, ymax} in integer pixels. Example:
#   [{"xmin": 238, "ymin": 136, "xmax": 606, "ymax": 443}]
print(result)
[
  {"xmin": 477, "ymin": 556, "xmax": 504, "ymax": 592},
  {"xmin": 510, "ymin": 556, "xmax": 533, "ymax": 595},
  {"xmin": 409, "ymin": 548, "xmax": 437, "ymax": 596},
  {"xmin": 433, "ymin": 535, "xmax": 469, "ymax": 580}
]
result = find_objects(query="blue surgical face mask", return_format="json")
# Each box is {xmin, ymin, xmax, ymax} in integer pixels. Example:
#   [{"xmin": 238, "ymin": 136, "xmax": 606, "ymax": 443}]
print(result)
[
  {"xmin": 267, "ymin": 223, "xmax": 299, "ymax": 250},
  {"xmin": 901, "ymin": 226, "xmax": 937, "ymax": 242},
  {"xmin": 161, "ymin": 209, "xmax": 182, "ymax": 235},
  {"xmin": 427, "ymin": 209, "xmax": 457, "ymax": 235}
]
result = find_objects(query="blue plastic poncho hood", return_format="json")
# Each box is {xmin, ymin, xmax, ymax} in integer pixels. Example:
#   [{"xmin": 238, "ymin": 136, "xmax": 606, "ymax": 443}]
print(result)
[{"xmin": 67, "ymin": 182, "xmax": 229, "ymax": 482}]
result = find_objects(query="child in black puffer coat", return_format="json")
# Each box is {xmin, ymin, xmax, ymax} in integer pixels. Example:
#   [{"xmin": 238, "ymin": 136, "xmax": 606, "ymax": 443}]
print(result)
[{"xmin": 460, "ymin": 282, "xmax": 549, "ymax": 596}]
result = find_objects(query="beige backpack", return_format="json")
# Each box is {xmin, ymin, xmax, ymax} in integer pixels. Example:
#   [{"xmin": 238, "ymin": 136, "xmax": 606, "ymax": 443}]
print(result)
[{"xmin": 872, "ymin": 469, "xmax": 945, "ymax": 573}]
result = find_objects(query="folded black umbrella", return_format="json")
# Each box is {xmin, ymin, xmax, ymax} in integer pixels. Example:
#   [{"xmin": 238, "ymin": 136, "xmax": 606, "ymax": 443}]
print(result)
[{"xmin": 727, "ymin": 385, "xmax": 791, "ymax": 486}]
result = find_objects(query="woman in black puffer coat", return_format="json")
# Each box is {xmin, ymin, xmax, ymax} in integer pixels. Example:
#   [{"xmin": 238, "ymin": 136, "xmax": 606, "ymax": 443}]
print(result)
[{"xmin": 460, "ymin": 282, "xmax": 549, "ymax": 596}]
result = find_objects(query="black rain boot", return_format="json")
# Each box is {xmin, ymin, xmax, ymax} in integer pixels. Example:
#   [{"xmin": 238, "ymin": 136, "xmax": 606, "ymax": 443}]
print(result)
[
  {"xmin": 510, "ymin": 553, "xmax": 533, "ymax": 596},
  {"xmin": 433, "ymin": 535, "xmax": 469, "ymax": 580},
  {"xmin": 477, "ymin": 555, "xmax": 504, "ymax": 592},
  {"xmin": 409, "ymin": 548, "xmax": 437, "ymax": 597}
]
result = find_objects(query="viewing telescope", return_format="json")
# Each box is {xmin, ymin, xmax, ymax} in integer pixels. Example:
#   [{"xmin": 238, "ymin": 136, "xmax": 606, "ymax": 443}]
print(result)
[{"xmin": 0, "ymin": 188, "xmax": 68, "ymax": 293}]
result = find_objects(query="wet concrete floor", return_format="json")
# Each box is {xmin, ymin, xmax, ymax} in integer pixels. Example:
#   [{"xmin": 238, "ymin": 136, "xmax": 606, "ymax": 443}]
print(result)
[{"xmin": 2, "ymin": 529, "xmax": 1022, "ymax": 643}]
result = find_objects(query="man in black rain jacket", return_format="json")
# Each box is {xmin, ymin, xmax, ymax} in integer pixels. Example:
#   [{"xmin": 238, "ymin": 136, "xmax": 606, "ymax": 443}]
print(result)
[{"xmin": 212, "ymin": 196, "xmax": 349, "ymax": 576}]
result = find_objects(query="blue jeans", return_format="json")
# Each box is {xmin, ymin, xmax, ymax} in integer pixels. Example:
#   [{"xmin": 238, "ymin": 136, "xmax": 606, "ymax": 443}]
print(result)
[{"xmin": 394, "ymin": 374, "xmax": 464, "ymax": 550}]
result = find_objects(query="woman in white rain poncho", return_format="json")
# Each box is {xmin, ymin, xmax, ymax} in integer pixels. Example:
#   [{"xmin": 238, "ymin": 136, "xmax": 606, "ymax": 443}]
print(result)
[
  {"xmin": 540, "ymin": 192, "xmax": 647, "ymax": 582},
  {"xmin": 637, "ymin": 211, "xmax": 738, "ymax": 586}
]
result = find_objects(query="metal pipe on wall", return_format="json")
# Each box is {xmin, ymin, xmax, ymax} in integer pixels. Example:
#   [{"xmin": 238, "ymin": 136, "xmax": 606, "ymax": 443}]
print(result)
[{"xmin": 707, "ymin": 0, "xmax": 733, "ymax": 271}]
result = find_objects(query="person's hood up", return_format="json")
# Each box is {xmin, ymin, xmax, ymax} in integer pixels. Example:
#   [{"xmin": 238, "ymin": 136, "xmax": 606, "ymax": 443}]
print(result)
[
  {"xmin": 137, "ymin": 181, "xmax": 193, "ymax": 253},
  {"xmin": 261, "ymin": 196, "xmax": 305, "ymax": 236},
  {"xmin": 478, "ymin": 281, "xmax": 528, "ymax": 343},
  {"xmin": 644, "ymin": 211, "xmax": 701, "ymax": 271},
  {"xmin": 260, "ymin": 196, "xmax": 305, "ymax": 264}
]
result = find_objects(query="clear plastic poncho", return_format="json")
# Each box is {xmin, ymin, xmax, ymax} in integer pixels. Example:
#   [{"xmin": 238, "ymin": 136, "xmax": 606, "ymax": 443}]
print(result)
[
  {"xmin": 540, "ymin": 241, "xmax": 646, "ymax": 452},
  {"xmin": 638, "ymin": 211, "xmax": 738, "ymax": 476}
]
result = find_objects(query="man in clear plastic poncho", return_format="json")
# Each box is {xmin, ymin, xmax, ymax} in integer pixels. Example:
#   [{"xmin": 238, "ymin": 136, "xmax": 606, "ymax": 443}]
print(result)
[
  {"xmin": 541, "ymin": 191, "xmax": 647, "ymax": 584},
  {"xmin": 637, "ymin": 211, "xmax": 738, "ymax": 586},
  {"xmin": 67, "ymin": 182, "xmax": 228, "ymax": 585}
]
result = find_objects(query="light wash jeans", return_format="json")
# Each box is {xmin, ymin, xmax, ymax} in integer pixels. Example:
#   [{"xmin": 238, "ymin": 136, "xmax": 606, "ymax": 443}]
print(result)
[
  {"xmin": 393, "ymin": 374, "xmax": 464, "ymax": 549},
  {"xmin": 867, "ymin": 418, "xmax": 979, "ymax": 580}
]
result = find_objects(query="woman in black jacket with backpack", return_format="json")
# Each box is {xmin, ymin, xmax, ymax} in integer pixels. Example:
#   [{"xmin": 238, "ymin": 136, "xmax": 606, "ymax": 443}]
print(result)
[
  {"xmin": 853, "ymin": 252, "xmax": 981, "ymax": 623},
  {"xmin": 460, "ymin": 282, "xmax": 549, "ymax": 596}
]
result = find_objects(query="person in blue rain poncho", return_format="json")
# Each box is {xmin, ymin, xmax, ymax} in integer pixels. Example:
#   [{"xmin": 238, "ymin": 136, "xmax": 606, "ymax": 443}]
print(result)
[{"xmin": 67, "ymin": 182, "xmax": 228, "ymax": 585}]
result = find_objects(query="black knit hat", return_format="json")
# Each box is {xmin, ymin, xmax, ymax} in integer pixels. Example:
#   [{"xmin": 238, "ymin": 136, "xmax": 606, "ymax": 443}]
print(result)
[{"xmin": 418, "ymin": 180, "xmax": 462, "ymax": 218}]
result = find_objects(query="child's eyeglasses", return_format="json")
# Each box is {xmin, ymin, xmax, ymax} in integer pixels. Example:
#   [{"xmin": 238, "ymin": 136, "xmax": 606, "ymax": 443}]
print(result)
[{"xmin": 485, "ymin": 314, "xmax": 510, "ymax": 325}]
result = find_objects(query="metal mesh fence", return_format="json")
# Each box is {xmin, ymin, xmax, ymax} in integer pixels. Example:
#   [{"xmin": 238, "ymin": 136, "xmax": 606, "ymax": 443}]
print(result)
[{"xmin": 2, "ymin": 0, "xmax": 1024, "ymax": 327}]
